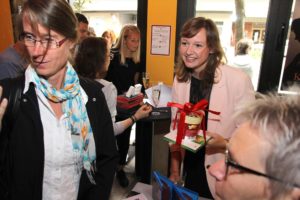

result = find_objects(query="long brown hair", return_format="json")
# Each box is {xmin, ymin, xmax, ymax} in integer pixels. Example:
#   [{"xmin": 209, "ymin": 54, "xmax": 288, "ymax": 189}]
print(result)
[{"xmin": 175, "ymin": 17, "xmax": 226, "ymax": 91}]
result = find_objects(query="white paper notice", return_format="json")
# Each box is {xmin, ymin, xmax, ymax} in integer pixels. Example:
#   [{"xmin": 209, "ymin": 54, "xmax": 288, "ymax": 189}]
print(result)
[
  {"xmin": 145, "ymin": 83, "xmax": 172, "ymax": 107},
  {"xmin": 151, "ymin": 25, "xmax": 171, "ymax": 55}
]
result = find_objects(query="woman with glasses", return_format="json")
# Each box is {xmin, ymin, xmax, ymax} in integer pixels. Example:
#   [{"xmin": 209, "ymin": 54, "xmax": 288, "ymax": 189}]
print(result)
[
  {"xmin": 208, "ymin": 89, "xmax": 300, "ymax": 199},
  {"xmin": 0, "ymin": 0, "xmax": 118, "ymax": 200},
  {"xmin": 168, "ymin": 17, "xmax": 255, "ymax": 198}
]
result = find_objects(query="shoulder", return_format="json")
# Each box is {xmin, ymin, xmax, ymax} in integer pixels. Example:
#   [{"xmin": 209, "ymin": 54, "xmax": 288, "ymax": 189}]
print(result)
[
  {"xmin": 97, "ymin": 79, "xmax": 117, "ymax": 91},
  {"xmin": 217, "ymin": 64, "xmax": 250, "ymax": 82},
  {"xmin": 79, "ymin": 76, "xmax": 103, "ymax": 94},
  {"xmin": 110, "ymin": 48, "xmax": 120, "ymax": 61}
]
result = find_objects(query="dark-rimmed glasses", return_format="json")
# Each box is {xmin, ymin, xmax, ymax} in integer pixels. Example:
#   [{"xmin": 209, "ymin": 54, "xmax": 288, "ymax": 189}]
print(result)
[
  {"xmin": 19, "ymin": 32, "xmax": 67, "ymax": 49},
  {"xmin": 225, "ymin": 146, "xmax": 300, "ymax": 188}
]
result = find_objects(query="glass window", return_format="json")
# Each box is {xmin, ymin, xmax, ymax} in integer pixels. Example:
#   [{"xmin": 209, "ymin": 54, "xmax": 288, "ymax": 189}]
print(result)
[
  {"xmin": 196, "ymin": 0, "xmax": 271, "ymax": 91},
  {"xmin": 69, "ymin": 0, "xmax": 137, "ymax": 38},
  {"xmin": 278, "ymin": 0, "xmax": 300, "ymax": 95}
]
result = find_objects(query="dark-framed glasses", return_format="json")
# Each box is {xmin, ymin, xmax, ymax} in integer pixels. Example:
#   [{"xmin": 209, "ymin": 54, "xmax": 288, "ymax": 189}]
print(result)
[
  {"xmin": 19, "ymin": 32, "xmax": 67, "ymax": 49},
  {"xmin": 225, "ymin": 146, "xmax": 300, "ymax": 188}
]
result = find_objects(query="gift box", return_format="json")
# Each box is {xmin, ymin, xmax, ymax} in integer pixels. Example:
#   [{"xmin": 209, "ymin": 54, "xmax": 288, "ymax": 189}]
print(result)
[
  {"xmin": 152, "ymin": 171, "xmax": 199, "ymax": 200},
  {"xmin": 117, "ymin": 93, "xmax": 144, "ymax": 109},
  {"xmin": 165, "ymin": 99, "xmax": 220, "ymax": 152}
]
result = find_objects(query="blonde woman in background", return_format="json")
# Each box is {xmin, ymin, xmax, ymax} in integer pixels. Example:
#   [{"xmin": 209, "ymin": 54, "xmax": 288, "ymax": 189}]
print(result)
[
  {"xmin": 105, "ymin": 25, "xmax": 142, "ymax": 188},
  {"xmin": 102, "ymin": 29, "xmax": 117, "ymax": 48}
]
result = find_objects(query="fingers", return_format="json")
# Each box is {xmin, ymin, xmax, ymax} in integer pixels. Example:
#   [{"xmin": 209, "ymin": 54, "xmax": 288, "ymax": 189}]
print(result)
[
  {"xmin": 0, "ymin": 98, "xmax": 8, "ymax": 117},
  {"xmin": 0, "ymin": 86, "xmax": 7, "ymax": 117}
]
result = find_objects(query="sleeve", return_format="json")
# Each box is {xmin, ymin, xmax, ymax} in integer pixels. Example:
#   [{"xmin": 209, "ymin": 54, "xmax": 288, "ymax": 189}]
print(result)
[
  {"xmin": 77, "ymin": 87, "xmax": 119, "ymax": 200},
  {"xmin": 233, "ymin": 70, "xmax": 255, "ymax": 126},
  {"xmin": 103, "ymin": 83, "xmax": 126, "ymax": 135},
  {"xmin": 0, "ymin": 63, "xmax": 13, "ymax": 80}
]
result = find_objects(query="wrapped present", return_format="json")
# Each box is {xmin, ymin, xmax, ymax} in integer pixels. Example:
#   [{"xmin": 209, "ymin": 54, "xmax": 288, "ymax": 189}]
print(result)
[
  {"xmin": 117, "ymin": 93, "xmax": 144, "ymax": 109},
  {"xmin": 167, "ymin": 99, "xmax": 220, "ymax": 146}
]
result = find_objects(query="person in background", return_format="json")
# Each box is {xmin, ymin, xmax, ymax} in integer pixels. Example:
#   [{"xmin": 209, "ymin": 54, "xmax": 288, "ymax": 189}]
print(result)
[
  {"xmin": 0, "ymin": 41, "xmax": 28, "ymax": 80},
  {"xmin": 208, "ymin": 87, "xmax": 300, "ymax": 200},
  {"xmin": 87, "ymin": 27, "xmax": 96, "ymax": 37},
  {"xmin": 230, "ymin": 38, "xmax": 254, "ymax": 80},
  {"xmin": 75, "ymin": 37, "xmax": 152, "ymax": 135},
  {"xmin": 105, "ymin": 25, "xmax": 142, "ymax": 188},
  {"xmin": 282, "ymin": 18, "xmax": 300, "ymax": 89},
  {"xmin": 75, "ymin": 12, "xmax": 89, "ymax": 43},
  {"xmin": 0, "ymin": 0, "xmax": 118, "ymax": 199},
  {"xmin": 168, "ymin": 17, "xmax": 254, "ymax": 198},
  {"xmin": 102, "ymin": 29, "xmax": 117, "ymax": 48}
]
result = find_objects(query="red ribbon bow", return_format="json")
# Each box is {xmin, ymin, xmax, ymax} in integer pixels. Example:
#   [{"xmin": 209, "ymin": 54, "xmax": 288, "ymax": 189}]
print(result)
[{"xmin": 167, "ymin": 99, "xmax": 220, "ymax": 145}]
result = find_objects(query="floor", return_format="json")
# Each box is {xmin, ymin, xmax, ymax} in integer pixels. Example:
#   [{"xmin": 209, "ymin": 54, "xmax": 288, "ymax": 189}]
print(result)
[{"xmin": 109, "ymin": 125, "xmax": 139, "ymax": 200}]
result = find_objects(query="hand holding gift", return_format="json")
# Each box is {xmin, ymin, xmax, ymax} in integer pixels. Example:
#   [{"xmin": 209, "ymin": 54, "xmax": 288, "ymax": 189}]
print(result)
[{"xmin": 165, "ymin": 99, "xmax": 220, "ymax": 152}]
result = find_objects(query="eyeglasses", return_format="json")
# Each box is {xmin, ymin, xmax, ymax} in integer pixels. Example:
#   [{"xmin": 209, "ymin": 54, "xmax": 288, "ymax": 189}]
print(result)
[
  {"xmin": 19, "ymin": 33, "xmax": 67, "ymax": 49},
  {"xmin": 225, "ymin": 146, "xmax": 300, "ymax": 188}
]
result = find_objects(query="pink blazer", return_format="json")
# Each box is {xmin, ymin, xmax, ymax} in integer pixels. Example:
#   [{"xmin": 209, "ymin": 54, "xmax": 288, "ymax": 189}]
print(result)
[{"xmin": 171, "ymin": 64, "xmax": 255, "ymax": 196}]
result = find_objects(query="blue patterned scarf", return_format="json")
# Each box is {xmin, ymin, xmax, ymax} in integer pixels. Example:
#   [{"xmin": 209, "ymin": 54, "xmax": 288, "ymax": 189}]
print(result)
[{"xmin": 31, "ymin": 64, "xmax": 96, "ymax": 184}]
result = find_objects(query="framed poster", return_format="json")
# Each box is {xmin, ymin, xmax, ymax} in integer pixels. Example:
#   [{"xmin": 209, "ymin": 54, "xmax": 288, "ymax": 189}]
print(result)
[{"xmin": 151, "ymin": 25, "xmax": 171, "ymax": 56}]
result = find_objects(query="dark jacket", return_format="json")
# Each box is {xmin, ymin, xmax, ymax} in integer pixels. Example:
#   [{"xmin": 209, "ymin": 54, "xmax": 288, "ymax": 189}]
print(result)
[
  {"xmin": 106, "ymin": 49, "xmax": 140, "ymax": 95},
  {"xmin": 0, "ymin": 76, "xmax": 119, "ymax": 200}
]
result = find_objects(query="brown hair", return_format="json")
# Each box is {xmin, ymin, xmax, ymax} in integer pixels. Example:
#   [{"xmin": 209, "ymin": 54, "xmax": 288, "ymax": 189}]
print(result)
[
  {"xmin": 75, "ymin": 37, "xmax": 108, "ymax": 79},
  {"xmin": 175, "ymin": 17, "xmax": 226, "ymax": 91},
  {"xmin": 21, "ymin": 0, "xmax": 77, "ymax": 42}
]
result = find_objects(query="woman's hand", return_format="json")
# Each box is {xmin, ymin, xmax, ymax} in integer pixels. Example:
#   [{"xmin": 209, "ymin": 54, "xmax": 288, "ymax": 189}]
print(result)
[
  {"xmin": 134, "ymin": 104, "xmax": 152, "ymax": 120},
  {"xmin": 205, "ymin": 131, "xmax": 228, "ymax": 155},
  {"xmin": 0, "ymin": 86, "xmax": 8, "ymax": 130}
]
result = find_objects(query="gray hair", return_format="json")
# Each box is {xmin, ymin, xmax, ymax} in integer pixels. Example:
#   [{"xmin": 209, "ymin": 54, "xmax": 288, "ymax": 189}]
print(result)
[{"xmin": 234, "ymin": 87, "xmax": 300, "ymax": 199}]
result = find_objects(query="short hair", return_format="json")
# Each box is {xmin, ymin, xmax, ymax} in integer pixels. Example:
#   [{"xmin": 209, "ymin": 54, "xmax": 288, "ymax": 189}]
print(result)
[
  {"xmin": 114, "ymin": 25, "xmax": 140, "ymax": 64},
  {"xmin": 235, "ymin": 38, "xmax": 253, "ymax": 55},
  {"xmin": 21, "ymin": 0, "xmax": 77, "ymax": 42},
  {"xmin": 75, "ymin": 37, "xmax": 108, "ymax": 79},
  {"xmin": 234, "ymin": 87, "xmax": 300, "ymax": 199},
  {"xmin": 75, "ymin": 12, "xmax": 89, "ymax": 25},
  {"xmin": 291, "ymin": 18, "xmax": 300, "ymax": 37}
]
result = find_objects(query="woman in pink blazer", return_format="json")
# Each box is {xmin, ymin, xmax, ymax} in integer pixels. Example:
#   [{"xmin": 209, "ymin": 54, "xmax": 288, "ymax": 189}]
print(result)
[{"xmin": 169, "ymin": 17, "xmax": 255, "ymax": 198}]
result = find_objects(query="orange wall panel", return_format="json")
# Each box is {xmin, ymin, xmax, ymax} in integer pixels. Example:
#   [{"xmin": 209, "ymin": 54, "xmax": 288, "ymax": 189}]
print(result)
[
  {"xmin": 0, "ymin": 0, "xmax": 14, "ymax": 51},
  {"xmin": 146, "ymin": 0, "xmax": 177, "ymax": 86}
]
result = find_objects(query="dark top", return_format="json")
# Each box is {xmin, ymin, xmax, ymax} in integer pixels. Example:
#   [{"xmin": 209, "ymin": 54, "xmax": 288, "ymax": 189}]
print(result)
[
  {"xmin": 106, "ymin": 49, "xmax": 140, "ymax": 95},
  {"xmin": 282, "ymin": 53, "xmax": 300, "ymax": 90},
  {"xmin": 0, "ymin": 76, "xmax": 119, "ymax": 200},
  {"xmin": 183, "ymin": 76, "xmax": 213, "ymax": 199}
]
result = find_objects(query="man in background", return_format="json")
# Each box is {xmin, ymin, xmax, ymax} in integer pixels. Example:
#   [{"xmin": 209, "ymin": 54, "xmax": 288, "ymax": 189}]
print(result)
[
  {"xmin": 208, "ymin": 88, "xmax": 300, "ymax": 199},
  {"xmin": 0, "ymin": 41, "xmax": 28, "ymax": 80},
  {"xmin": 75, "ymin": 12, "xmax": 89, "ymax": 43}
]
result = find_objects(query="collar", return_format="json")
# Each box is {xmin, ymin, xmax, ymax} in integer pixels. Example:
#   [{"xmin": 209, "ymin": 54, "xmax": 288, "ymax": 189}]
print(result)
[{"xmin": 23, "ymin": 62, "xmax": 88, "ymax": 104}]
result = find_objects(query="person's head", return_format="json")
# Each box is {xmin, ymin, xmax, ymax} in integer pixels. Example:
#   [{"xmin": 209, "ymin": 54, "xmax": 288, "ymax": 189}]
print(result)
[
  {"xmin": 235, "ymin": 38, "xmax": 253, "ymax": 55},
  {"xmin": 175, "ymin": 17, "xmax": 226, "ymax": 91},
  {"xmin": 291, "ymin": 18, "xmax": 300, "ymax": 42},
  {"xmin": 102, "ymin": 29, "xmax": 116, "ymax": 48},
  {"xmin": 75, "ymin": 37, "xmax": 109, "ymax": 79},
  {"xmin": 88, "ymin": 27, "xmax": 96, "ymax": 37},
  {"xmin": 19, "ymin": 0, "xmax": 77, "ymax": 79},
  {"xmin": 114, "ymin": 25, "xmax": 140, "ymax": 64},
  {"xmin": 209, "ymin": 89, "xmax": 300, "ymax": 200},
  {"xmin": 75, "ymin": 12, "xmax": 89, "ymax": 42}
]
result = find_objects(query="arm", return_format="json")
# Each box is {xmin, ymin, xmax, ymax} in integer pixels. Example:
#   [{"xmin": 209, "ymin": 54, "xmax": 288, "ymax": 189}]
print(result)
[{"xmin": 114, "ymin": 104, "xmax": 152, "ymax": 135}]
